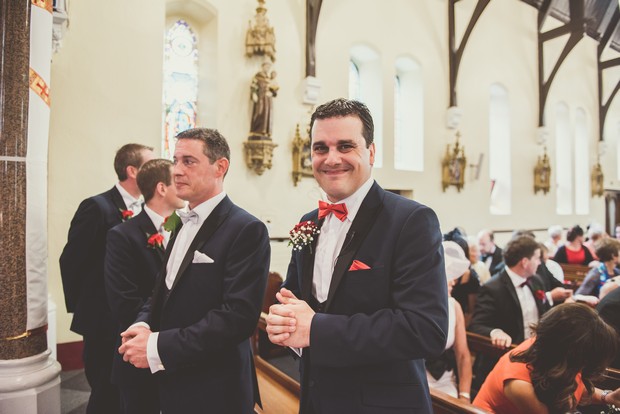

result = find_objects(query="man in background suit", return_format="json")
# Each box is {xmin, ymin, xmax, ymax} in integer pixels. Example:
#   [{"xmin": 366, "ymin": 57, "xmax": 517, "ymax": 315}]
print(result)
[
  {"xmin": 104, "ymin": 159, "xmax": 184, "ymax": 414},
  {"xmin": 469, "ymin": 235, "xmax": 550, "ymax": 391},
  {"xmin": 119, "ymin": 128, "xmax": 270, "ymax": 414},
  {"xmin": 266, "ymin": 98, "xmax": 448, "ymax": 414},
  {"xmin": 59, "ymin": 143, "xmax": 154, "ymax": 414},
  {"xmin": 478, "ymin": 229, "xmax": 503, "ymax": 273}
]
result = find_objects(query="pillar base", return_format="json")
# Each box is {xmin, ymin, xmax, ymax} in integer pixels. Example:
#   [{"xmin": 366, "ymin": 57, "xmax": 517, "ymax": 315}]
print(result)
[{"xmin": 0, "ymin": 349, "xmax": 61, "ymax": 414}]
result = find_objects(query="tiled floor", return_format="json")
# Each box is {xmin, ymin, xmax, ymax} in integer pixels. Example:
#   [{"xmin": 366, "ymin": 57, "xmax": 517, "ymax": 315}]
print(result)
[{"xmin": 60, "ymin": 370, "xmax": 89, "ymax": 414}]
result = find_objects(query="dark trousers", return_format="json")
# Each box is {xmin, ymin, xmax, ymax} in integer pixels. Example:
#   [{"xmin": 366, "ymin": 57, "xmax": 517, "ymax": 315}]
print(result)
[
  {"xmin": 83, "ymin": 329, "xmax": 120, "ymax": 414},
  {"xmin": 119, "ymin": 382, "xmax": 160, "ymax": 414}
]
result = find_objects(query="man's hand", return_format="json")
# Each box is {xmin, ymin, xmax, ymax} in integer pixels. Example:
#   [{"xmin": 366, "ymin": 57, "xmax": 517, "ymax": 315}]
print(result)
[
  {"xmin": 118, "ymin": 326, "xmax": 151, "ymax": 368},
  {"xmin": 490, "ymin": 329, "xmax": 513, "ymax": 349},
  {"xmin": 266, "ymin": 288, "xmax": 315, "ymax": 348},
  {"xmin": 550, "ymin": 287, "xmax": 573, "ymax": 302}
]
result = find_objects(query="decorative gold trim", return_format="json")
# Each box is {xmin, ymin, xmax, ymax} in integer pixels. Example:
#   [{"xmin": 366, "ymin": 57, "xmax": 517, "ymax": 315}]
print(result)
[
  {"xmin": 29, "ymin": 68, "xmax": 50, "ymax": 106},
  {"xmin": 441, "ymin": 131, "xmax": 466, "ymax": 192},
  {"xmin": 292, "ymin": 123, "xmax": 313, "ymax": 186},
  {"xmin": 534, "ymin": 147, "xmax": 551, "ymax": 195},
  {"xmin": 2, "ymin": 325, "xmax": 47, "ymax": 341},
  {"xmin": 245, "ymin": 0, "xmax": 276, "ymax": 62},
  {"xmin": 31, "ymin": 0, "xmax": 53, "ymax": 13}
]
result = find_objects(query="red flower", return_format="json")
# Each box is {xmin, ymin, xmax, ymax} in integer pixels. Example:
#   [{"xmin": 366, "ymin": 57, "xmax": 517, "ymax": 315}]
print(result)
[
  {"xmin": 535, "ymin": 290, "xmax": 546, "ymax": 301},
  {"xmin": 147, "ymin": 233, "xmax": 165, "ymax": 250},
  {"xmin": 120, "ymin": 209, "xmax": 134, "ymax": 221},
  {"xmin": 288, "ymin": 221, "xmax": 320, "ymax": 252}
]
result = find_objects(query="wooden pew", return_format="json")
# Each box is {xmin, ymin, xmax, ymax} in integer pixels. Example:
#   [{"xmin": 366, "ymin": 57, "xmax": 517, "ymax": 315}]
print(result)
[{"xmin": 560, "ymin": 263, "xmax": 590, "ymax": 291}]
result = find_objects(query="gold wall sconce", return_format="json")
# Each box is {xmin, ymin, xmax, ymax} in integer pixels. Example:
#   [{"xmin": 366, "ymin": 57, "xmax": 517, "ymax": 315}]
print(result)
[
  {"xmin": 244, "ymin": 139, "xmax": 278, "ymax": 175},
  {"xmin": 591, "ymin": 161, "xmax": 604, "ymax": 197},
  {"xmin": 441, "ymin": 132, "xmax": 466, "ymax": 192},
  {"xmin": 292, "ymin": 123, "xmax": 313, "ymax": 186},
  {"xmin": 534, "ymin": 147, "xmax": 551, "ymax": 195}
]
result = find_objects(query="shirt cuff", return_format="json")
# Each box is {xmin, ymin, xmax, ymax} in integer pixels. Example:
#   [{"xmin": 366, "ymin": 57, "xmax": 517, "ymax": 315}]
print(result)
[
  {"xmin": 147, "ymin": 332, "xmax": 164, "ymax": 373},
  {"xmin": 289, "ymin": 347, "xmax": 302, "ymax": 357},
  {"xmin": 545, "ymin": 291, "xmax": 554, "ymax": 306}
]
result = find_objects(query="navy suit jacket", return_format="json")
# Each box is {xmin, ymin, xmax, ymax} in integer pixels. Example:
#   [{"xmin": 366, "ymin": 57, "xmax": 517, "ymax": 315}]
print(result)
[
  {"xmin": 136, "ymin": 196, "xmax": 270, "ymax": 414},
  {"xmin": 104, "ymin": 209, "xmax": 163, "ymax": 386},
  {"xmin": 60, "ymin": 186, "xmax": 127, "ymax": 336},
  {"xmin": 282, "ymin": 182, "xmax": 448, "ymax": 414}
]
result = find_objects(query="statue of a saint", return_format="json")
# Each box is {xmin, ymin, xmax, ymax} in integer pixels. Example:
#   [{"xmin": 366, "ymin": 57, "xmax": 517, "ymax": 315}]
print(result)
[{"xmin": 249, "ymin": 62, "xmax": 278, "ymax": 140}]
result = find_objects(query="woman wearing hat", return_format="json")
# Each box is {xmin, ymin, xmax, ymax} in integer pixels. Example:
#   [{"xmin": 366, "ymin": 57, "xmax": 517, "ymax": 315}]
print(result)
[{"xmin": 425, "ymin": 241, "xmax": 473, "ymax": 402}]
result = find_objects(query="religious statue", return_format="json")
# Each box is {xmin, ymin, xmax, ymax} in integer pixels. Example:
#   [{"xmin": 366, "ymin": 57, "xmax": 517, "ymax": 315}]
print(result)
[
  {"xmin": 249, "ymin": 61, "xmax": 278, "ymax": 140},
  {"xmin": 245, "ymin": 0, "xmax": 276, "ymax": 62}
]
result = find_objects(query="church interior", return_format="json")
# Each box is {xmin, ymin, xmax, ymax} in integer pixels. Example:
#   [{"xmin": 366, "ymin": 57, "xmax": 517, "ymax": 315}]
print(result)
[{"xmin": 3, "ymin": 0, "xmax": 620, "ymax": 412}]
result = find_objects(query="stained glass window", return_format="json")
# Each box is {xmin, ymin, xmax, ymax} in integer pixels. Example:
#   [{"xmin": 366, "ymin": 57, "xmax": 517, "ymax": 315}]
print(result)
[{"xmin": 162, "ymin": 20, "xmax": 198, "ymax": 159}]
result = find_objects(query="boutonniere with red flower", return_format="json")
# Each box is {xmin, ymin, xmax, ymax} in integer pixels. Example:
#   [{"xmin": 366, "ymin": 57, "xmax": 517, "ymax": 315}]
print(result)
[
  {"xmin": 534, "ymin": 290, "xmax": 546, "ymax": 303},
  {"xmin": 146, "ymin": 233, "xmax": 165, "ymax": 251},
  {"xmin": 120, "ymin": 209, "xmax": 134, "ymax": 221},
  {"xmin": 289, "ymin": 221, "xmax": 320, "ymax": 253}
]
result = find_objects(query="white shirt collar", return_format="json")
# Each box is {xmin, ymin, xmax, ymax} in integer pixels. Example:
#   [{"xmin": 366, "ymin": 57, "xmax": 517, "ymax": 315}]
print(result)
[
  {"xmin": 505, "ymin": 266, "xmax": 529, "ymax": 288},
  {"xmin": 116, "ymin": 182, "xmax": 142, "ymax": 210},
  {"xmin": 178, "ymin": 191, "xmax": 227, "ymax": 226},
  {"xmin": 143, "ymin": 205, "xmax": 166, "ymax": 232},
  {"xmin": 323, "ymin": 177, "xmax": 374, "ymax": 223}
]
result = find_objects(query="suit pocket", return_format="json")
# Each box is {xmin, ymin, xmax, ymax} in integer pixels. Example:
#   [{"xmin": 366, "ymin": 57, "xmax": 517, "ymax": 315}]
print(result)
[{"xmin": 361, "ymin": 383, "xmax": 424, "ymax": 409}]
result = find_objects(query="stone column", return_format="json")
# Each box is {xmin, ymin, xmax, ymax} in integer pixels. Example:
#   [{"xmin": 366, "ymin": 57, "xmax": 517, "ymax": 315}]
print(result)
[{"xmin": 0, "ymin": 0, "xmax": 61, "ymax": 412}]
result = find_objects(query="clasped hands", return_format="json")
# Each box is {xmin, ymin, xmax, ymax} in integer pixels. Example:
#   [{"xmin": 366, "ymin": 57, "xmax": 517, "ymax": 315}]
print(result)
[
  {"xmin": 118, "ymin": 325, "xmax": 151, "ymax": 369},
  {"xmin": 266, "ymin": 288, "xmax": 315, "ymax": 348}
]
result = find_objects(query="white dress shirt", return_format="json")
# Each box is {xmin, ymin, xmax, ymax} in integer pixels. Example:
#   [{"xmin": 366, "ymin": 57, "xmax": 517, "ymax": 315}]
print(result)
[
  {"xmin": 145, "ymin": 191, "xmax": 226, "ymax": 373},
  {"xmin": 313, "ymin": 178, "xmax": 374, "ymax": 303},
  {"xmin": 505, "ymin": 267, "xmax": 538, "ymax": 341},
  {"xmin": 116, "ymin": 182, "xmax": 143, "ymax": 215},
  {"xmin": 143, "ymin": 205, "xmax": 170, "ymax": 248}
]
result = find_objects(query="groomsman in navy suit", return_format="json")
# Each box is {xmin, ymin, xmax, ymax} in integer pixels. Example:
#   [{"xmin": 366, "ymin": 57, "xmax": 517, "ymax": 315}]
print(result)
[
  {"xmin": 60, "ymin": 143, "xmax": 154, "ymax": 414},
  {"xmin": 266, "ymin": 99, "xmax": 448, "ymax": 414},
  {"xmin": 119, "ymin": 128, "xmax": 270, "ymax": 414},
  {"xmin": 104, "ymin": 158, "xmax": 185, "ymax": 414}
]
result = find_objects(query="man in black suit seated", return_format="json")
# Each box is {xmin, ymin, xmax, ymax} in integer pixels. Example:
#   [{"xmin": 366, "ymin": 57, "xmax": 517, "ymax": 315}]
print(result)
[
  {"xmin": 60, "ymin": 143, "xmax": 154, "ymax": 414},
  {"xmin": 596, "ymin": 286, "xmax": 620, "ymax": 368},
  {"xmin": 266, "ymin": 98, "xmax": 448, "ymax": 414},
  {"xmin": 104, "ymin": 159, "xmax": 185, "ymax": 414},
  {"xmin": 478, "ymin": 229, "xmax": 503, "ymax": 274},
  {"xmin": 118, "ymin": 128, "xmax": 270, "ymax": 414}
]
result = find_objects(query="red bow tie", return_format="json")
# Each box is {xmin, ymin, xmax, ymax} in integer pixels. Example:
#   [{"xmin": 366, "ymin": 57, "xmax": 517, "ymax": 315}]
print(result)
[{"xmin": 318, "ymin": 201, "xmax": 348, "ymax": 221}]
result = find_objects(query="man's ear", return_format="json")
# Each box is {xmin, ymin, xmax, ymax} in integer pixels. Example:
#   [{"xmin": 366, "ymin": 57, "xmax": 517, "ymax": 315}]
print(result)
[
  {"xmin": 126, "ymin": 165, "xmax": 139, "ymax": 180},
  {"xmin": 155, "ymin": 182, "xmax": 166, "ymax": 198},
  {"xmin": 216, "ymin": 158, "xmax": 230, "ymax": 178}
]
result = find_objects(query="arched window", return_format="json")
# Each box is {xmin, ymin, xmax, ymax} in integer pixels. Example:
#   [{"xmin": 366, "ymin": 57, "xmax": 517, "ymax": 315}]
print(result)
[
  {"xmin": 488, "ymin": 84, "xmax": 511, "ymax": 215},
  {"xmin": 555, "ymin": 102, "xmax": 572, "ymax": 215},
  {"xmin": 162, "ymin": 20, "xmax": 198, "ymax": 159},
  {"xmin": 349, "ymin": 45, "xmax": 382, "ymax": 167},
  {"xmin": 574, "ymin": 108, "xmax": 589, "ymax": 215},
  {"xmin": 394, "ymin": 57, "xmax": 423, "ymax": 171}
]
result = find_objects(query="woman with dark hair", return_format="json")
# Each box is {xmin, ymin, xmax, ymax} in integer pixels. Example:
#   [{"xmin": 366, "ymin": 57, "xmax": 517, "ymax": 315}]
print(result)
[
  {"xmin": 554, "ymin": 225, "xmax": 595, "ymax": 266},
  {"xmin": 473, "ymin": 303, "xmax": 620, "ymax": 413},
  {"xmin": 443, "ymin": 228, "xmax": 480, "ymax": 315}
]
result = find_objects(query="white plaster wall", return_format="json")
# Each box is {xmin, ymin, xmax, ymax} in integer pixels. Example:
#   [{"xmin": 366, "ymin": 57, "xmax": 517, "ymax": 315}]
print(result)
[{"xmin": 48, "ymin": 0, "xmax": 620, "ymax": 344}]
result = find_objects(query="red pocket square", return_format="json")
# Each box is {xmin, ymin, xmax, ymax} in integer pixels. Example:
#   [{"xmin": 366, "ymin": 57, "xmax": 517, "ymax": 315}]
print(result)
[{"xmin": 349, "ymin": 260, "xmax": 371, "ymax": 271}]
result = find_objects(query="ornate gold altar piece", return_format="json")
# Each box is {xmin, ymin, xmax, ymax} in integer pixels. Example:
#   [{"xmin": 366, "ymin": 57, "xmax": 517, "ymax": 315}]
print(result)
[
  {"xmin": 591, "ymin": 161, "xmax": 604, "ymax": 197},
  {"xmin": 441, "ymin": 132, "xmax": 466, "ymax": 192},
  {"xmin": 244, "ymin": 140, "xmax": 278, "ymax": 175},
  {"xmin": 533, "ymin": 147, "xmax": 551, "ymax": 195},
  {"xmin": 292, "ymin": 123, "xmax": 313, "ymax": 186},
  {"xmin": 245, "ymin": 0, "xmax": 276, "ymax": 62}
]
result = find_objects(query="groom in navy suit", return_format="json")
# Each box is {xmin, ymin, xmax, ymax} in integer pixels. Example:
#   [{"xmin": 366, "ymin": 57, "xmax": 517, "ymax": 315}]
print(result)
[
  {"xmin": 104, "ymin": 158, "xmax": 185, "ymax": 413},
  {"xmin": 119, "ymin": 128, "xmax": 270, "ymax": 414},
  {"xmin": 60, "ymin": 143, "xmax": 154, "ymax": 414},
  {"xmin": 267, "ymin": 99, "xmax": 448, "ymax": 414}
]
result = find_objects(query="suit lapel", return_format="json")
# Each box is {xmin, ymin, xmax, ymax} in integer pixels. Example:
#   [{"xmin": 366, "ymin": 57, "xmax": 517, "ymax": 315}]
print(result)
[
  {"xmin": 323, "ymin": 183, "xmax": 384, "ymax": 313},
  {"xmin": 300, "ymin": 214, "xmax": 322, "ymax": 303},
  {"xmin": 136, "ymin": 211, "xmax": 165, "ymax": 261},
  {"xmin": 109, "ymin": 186, "xmax": 127, "ymax": 218},
  {"xmin": 169, "ymin": 197, "xmax": 233, "ymax": 293},
  {"xmin": 500, "ymin": 271, "xmax": 523, "ymax": 329}
]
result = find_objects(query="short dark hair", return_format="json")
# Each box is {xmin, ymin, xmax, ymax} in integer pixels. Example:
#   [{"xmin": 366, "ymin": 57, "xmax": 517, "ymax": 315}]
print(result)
[
  {"xmin": 137, "ymin": 159, "xmax": 173, "ymax": 202},
  {"xmin": 595, "ymin": 238, "xmax": 620, "ymax": 262},
  {"xmin": 175, "ymin": 128, "xmax": 230, "ymax": 166},
  {"xmin": 566, "ymin": 225, "xmax": 584, "ymax": 242},
  {"xmin": 503, "ymin": 235, "xmax": 541, "ymax": 267},
  {"xmin": 310, "ymin": 98, "xmax": 374, "ymax": 147},
  {"xmin": 114, "ymin": 143, "xmax": 153, "ymax": 181}
]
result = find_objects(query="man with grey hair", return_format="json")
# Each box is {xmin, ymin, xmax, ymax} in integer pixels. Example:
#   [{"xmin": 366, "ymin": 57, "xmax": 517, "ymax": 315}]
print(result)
[{"xmin": 544, "ymin": 225, "xmax": 563, "ymax": 258}]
